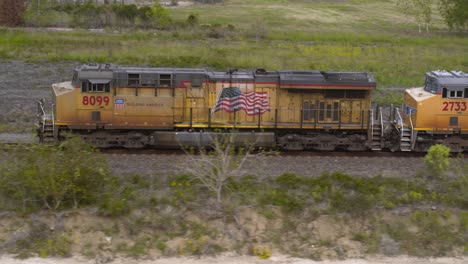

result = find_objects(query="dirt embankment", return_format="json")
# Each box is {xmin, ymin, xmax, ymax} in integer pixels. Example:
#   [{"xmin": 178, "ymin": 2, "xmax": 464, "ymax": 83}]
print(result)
[{"xmin": 0, "ymin": 255, "xmax": 466, "ymax": 264}]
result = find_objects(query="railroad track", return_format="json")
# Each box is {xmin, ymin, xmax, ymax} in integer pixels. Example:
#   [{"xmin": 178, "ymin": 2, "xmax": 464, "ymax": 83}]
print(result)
[{"xmin": 1, "ymin": 133, "xmax": 466, "ymax": 158}]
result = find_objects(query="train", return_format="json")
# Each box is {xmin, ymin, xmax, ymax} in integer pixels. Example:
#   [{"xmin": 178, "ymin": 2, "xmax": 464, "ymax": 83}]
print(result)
[{"xmin": 36, "ymin": 63, "xmax": 468, "ymax": 152}]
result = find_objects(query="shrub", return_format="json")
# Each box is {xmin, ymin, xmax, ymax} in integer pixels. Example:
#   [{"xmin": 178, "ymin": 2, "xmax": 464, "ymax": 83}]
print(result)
[
  {"xmin": 424, "ymin": 144, "xmax": 450, "ymax": 180},
  {"xmin": 186, "ymin": 13, "xmax": 199, "ymax": 27},
  {"xmin": 252, "ymin": 245, "xmax": 271, "ymax": 259},
  {"xmin": 0, "ymin": 136, "xmax": 113, "ymax": 212},
  {"xmin": 275, "ymin": 173, "xmax": 303, "ymax": 189},
  {"xmin": 260, "ymin": 190, "xmax": 304, "ymax": 211}
]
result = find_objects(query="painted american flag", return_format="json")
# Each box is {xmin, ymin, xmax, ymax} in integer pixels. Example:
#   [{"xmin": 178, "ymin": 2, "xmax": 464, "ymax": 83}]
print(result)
[{"xmin": 211, "ymin": 87, "xmax": 270, "ymax": 116}]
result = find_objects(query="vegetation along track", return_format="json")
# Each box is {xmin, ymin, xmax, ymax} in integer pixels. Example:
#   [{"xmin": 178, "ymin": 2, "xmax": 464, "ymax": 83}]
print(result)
[{"xmin": 0, "ymin": 135, "xmax": 438, "ymax": 179}]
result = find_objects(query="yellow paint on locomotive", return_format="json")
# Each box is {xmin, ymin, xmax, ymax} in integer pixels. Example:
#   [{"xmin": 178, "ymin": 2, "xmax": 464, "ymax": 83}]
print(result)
[
  {"xmin": 404, "ymin": 87, "xmax": 468, "ymax": 133},
  {"xmin": 53, "ymin": 82, "xmax": 176, "ymax": 129},
  {"xmin": 177, "ymin": 81, "xmax": 372, "ymax": 130},
  {"xmin": 52, "ymin": 81, "xmax": 81, "ymax": 127},
  {"xmin": 54, "ymin": 76, "xmax": 373, "ymax": 132}
]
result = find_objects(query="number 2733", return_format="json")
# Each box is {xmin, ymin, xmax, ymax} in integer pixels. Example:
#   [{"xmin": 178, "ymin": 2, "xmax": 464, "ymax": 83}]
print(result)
[{"xmin": 442, "ymin": 102, "xmax": 467, "ymax": 111}]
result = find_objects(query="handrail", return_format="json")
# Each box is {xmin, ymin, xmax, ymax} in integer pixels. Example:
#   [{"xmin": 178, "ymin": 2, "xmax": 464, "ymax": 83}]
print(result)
[
  {"xmin": 408, "ymin": 112, "xmax": 413, "ymax": 131},
  {"xmin": 395, "ymin": 107, "xmax": 405, "ymax": 142},
  {"xmin": 369, "ymin": 108, "xmax": 374, "ymax": 142},
  {"xmin": 408, "ymin": 111, "xmax": 414, "ymax": 149},
  {"xmin": 379, "ymin": 106, "xmax": 384, "ymax": 139},
  {"xmin": 38, "ymin": 99, "xmax": 47, "ymax": 136},
  {"xmin": 37, "ymin": 99, "xmax": 56, "ymax": 140},
  {"xmin": 51, "ymin": 103, "xmax": 56, "ymax": 139},
  {"xmin": 38, "ymin": 99, "xmax": 46, "ymax": 117},
  {"xmin": 395, "ymin": 107, "xmax": 403, "ymax": 128}
]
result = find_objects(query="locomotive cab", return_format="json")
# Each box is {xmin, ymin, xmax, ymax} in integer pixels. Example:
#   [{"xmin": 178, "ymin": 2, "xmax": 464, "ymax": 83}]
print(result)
[
  {"xmin": 402, "ymin": 70, "xmax": 468, "ymax": 151},
  {"xmin": 52, "ymin": 63, "xmax": 114, "ymax": 130}
]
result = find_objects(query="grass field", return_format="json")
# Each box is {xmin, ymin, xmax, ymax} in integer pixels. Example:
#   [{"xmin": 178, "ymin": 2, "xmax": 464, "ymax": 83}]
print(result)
[{"xmin": 0, "ymin": 0, "xmax": 467, "ymax": 89}]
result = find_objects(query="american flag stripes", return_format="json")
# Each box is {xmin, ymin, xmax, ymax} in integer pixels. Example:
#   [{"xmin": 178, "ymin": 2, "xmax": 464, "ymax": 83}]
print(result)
[{"xmin": 211, "ymin": 87, "xmax": 270, "ymax": 116}]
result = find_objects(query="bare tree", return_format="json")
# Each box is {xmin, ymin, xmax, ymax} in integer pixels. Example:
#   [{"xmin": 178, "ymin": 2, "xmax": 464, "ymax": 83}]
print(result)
[{"xmin": 181, "ymin": 133, "xmax": 260, "ymax": 205}]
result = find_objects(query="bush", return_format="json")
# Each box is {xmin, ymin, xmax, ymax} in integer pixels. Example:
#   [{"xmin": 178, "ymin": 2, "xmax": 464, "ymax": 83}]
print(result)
[
  {"xmin": 0, "ymin": 136, "xmax": 113, "ymax": 212},
  {"xmin": 424, "ymin": 144, "xmax": 450, "ymax": 180}
]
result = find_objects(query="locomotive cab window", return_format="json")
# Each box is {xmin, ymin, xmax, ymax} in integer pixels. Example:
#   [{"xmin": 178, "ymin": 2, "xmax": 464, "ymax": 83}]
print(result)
[
  {"xmin": 72, "ymin": 72, "xmax": 79, "ymax": 87},
  {"xmin": 447, "ymin": 89, "xmax": 463, "ymax": 98},
  {"xmin": 424, "ymin": 77, "xmax": 438, "ymax": 94},
  {"xmin": 159, "ymin": 74, "xmax": 172, "ymax": 87},
  {"xmin": 325, "ymin": 90, "xmax": 366, "ymax": 99},
  {"xmin": 81, "ymin": 80, "xmax": 110, "ymax": 93}
]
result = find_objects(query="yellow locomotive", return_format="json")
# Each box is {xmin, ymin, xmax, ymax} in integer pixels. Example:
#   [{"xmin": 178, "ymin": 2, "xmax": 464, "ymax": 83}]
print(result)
[
  {"xmin": 396, "ymin": 70, "xmax": 468, "ymax": 152},
  {"xmin": 37, "ymin": 63, "xmax": 379, "ymax": 151}
]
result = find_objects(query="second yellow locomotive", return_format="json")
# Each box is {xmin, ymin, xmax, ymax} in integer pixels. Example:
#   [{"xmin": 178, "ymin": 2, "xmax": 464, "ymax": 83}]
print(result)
[{"xmin": 400, "ymin": 70, "xmax": 468, "ymax": 152}]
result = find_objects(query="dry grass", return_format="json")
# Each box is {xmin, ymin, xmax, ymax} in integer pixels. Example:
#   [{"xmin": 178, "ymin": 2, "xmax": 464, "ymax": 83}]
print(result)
[{"xmin": 169, "ymin": 0, "xmax": 447, "ymax": 33}]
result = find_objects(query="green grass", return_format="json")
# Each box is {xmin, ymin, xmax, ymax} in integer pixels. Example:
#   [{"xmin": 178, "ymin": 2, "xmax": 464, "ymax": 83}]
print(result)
[
  {"xmin": 0, "ymin": 27, "xmax": 466, "ymax": 88},
  {"xmin": 169, "ymin": 0, "xmax": 448, "ymax": 33}
]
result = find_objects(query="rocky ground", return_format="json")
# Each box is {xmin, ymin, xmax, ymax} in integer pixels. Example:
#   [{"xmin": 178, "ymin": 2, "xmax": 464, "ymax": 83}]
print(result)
[{"xmin": 107, "ymin": 154, "xmax": 425, "ymax": 178}]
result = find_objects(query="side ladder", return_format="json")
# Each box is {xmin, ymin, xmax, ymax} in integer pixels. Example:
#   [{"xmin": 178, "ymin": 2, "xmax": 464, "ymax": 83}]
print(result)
[
  {"xmin": 394, "ymin": 106, "xmax": 414, "ymax": 152},
  {"xmin": 369, "ymin": 107, "xmax": 384, "ymax": 151},
  {"xmin": 37, "ymin": 99, "xmax": 56, "ymax": 143},
  {"xmin": 41, "ymin": 114, "xmax": 55, "ymax": 143}
]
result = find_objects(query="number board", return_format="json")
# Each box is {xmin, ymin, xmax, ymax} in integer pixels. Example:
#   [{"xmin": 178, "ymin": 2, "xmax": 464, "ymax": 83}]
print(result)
[
  {"xmin": 442, "ymin": 101, "xmax": 467, "ymax": 112},
  {"xmin": 82, "ymin": 96, "xmax": 110, "ymax": 107}
]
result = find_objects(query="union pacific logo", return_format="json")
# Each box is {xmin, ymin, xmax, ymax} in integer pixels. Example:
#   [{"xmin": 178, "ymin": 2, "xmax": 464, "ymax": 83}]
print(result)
[{"xmin": 405, "ymin": 105, "xmax": 417, "ymax": 115}]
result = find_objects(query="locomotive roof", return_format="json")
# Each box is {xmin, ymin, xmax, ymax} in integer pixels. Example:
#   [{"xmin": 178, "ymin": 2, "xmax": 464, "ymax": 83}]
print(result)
[
  {"xmin": 74, "ymin": 64, "xmax": 376, "ymax": 87},
  {"xmin": 76, "ymin": 63, "xmax": 206, "ymax": 74},
  {"xmin": 427, "ymin": 70, "xmax": 468, "ymax": 86}
]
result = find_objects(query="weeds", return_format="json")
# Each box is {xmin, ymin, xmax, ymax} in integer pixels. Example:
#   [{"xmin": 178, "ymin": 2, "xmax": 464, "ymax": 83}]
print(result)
[
  {"xmin": 403, "ymin": 210, "xmax": 462, "ymax": 256},
  {"xmin": 169, "ymin": 174, "xmax": 197, "ymax": 206},
  {"xmin": 252, "ymin": 245, "xmax": 271, "ymax": 259},
  {"xmin": 7, "ymin": 221, "xmax": 72, "ymax": 258}
]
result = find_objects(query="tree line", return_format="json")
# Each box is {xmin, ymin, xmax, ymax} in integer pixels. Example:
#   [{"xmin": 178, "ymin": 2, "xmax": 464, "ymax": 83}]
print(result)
[
  {"xmin": 396, "ymin": 0, "xmax": 468, "ymax": 32},
  {"xmin": 0, "ymin": 0, "xmax": 173, "ymax": 29}
]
